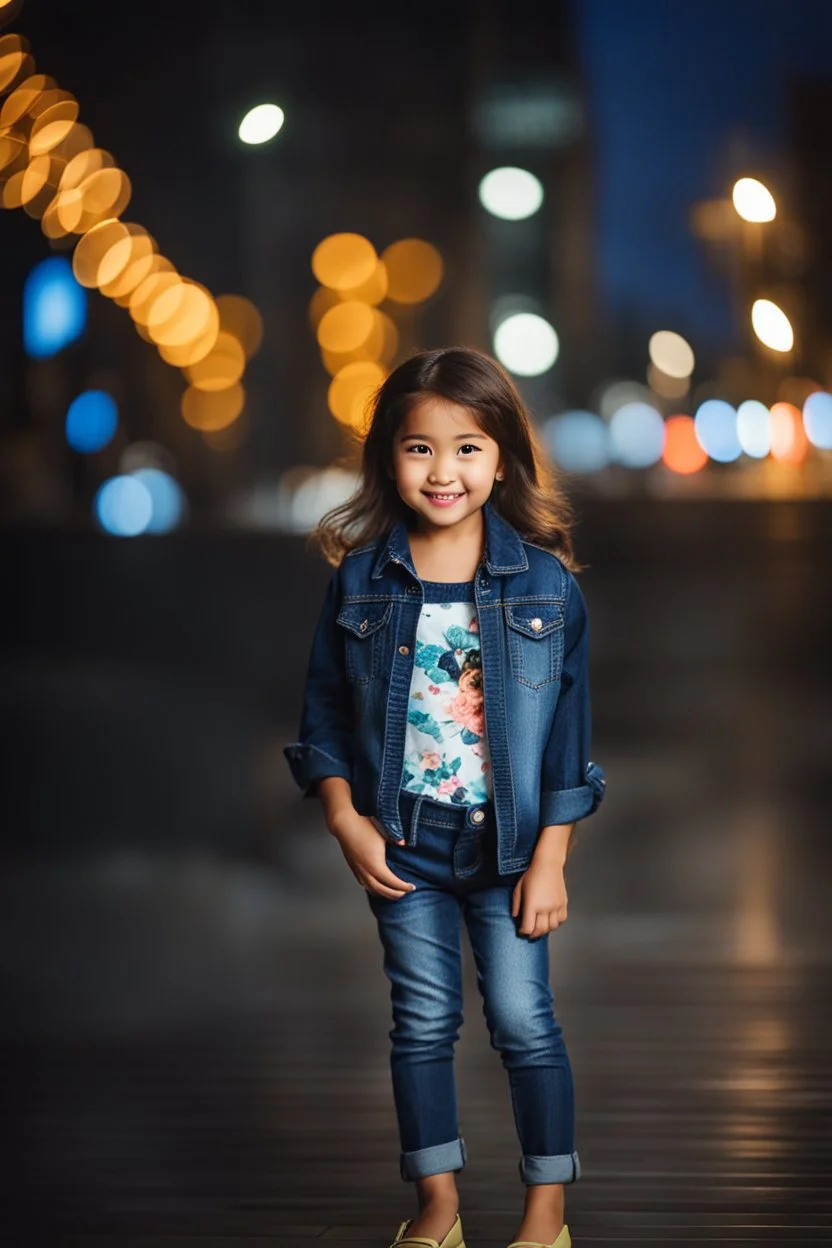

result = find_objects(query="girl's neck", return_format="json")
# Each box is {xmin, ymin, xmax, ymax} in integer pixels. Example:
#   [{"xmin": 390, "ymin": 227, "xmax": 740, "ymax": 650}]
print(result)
[{"xmin": 408, "ymin": 511, "xmax": 485, "ymax": 583}]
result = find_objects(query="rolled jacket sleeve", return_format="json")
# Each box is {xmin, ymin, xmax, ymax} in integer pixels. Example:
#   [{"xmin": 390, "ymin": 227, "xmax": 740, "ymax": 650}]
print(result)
[
  {"xmin": 283, "ymin": 566, "xmax": 354, "ymax": 798},
  {"xmin": 538, "ymin": 574, "xmax": 606, "ymax": 827}
]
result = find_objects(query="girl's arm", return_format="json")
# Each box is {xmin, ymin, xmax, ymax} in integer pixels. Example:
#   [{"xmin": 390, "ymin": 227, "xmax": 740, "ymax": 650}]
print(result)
[
  {"xmin": 538, "ymin": 574, "xmax": 606, "ymax": 828},
  {"xmin": 283, "ymin": 567, "xmax": 355, "ymax": 799}
]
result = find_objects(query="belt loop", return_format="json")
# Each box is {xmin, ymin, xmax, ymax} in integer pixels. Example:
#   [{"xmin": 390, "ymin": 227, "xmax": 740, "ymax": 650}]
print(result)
[{"xmin": 410, "ymin": 793, "xmax": 423, "ymax": 846}]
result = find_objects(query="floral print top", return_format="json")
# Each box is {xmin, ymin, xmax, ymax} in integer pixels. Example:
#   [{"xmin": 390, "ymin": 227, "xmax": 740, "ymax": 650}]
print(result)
[{"xmin": 401, "ymin": 579, "xmax": 493, "ymax": 805}]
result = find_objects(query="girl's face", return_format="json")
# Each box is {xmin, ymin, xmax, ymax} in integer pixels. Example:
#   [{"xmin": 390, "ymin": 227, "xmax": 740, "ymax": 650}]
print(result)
[{"xmin": 390, "ymin": 394, "xmax": 503, "ymax": 534}]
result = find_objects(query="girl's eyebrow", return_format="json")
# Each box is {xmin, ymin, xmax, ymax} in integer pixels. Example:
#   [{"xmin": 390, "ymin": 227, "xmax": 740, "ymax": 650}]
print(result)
[{"xmin": 399, "ymin": 432, "xmax": 488, "ymax": 441}]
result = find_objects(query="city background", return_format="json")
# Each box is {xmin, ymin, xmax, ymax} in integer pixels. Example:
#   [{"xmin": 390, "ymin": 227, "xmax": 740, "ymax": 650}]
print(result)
[{"xmin": 2, "ymin": 1, "xmax": 830, "ymax": 1244}]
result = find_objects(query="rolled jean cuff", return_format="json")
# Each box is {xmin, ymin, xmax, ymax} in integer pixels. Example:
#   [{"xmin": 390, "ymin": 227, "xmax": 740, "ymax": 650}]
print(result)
[
  {"xmin": 519, "ymin": 1150, "xmax": 581, "ymax": 1185},
  {"xmin": 400, "ymin": 1136, "xmax": 467, "ymax": 1181}
]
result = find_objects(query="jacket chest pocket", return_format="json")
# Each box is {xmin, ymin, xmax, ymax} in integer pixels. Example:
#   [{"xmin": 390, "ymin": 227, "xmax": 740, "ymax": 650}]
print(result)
[
  {"xmin": 504, "ymin": 602, "xmax": 565, "ymax": 689},
  {"xmin": 336, "ymin": 601, "xmax": 393, "ymax": 684}
]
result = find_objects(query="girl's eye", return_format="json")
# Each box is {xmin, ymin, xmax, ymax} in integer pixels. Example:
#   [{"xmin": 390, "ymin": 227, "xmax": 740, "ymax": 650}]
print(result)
[{"xmin": 404, "ymin": 444, "xmax": 481, "ymax": 455}]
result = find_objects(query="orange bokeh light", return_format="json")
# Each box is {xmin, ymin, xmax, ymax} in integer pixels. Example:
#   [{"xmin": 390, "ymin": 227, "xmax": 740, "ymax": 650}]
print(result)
[
  {"xmin": 216, "ymin": 294, "xmax": 263, "ymax": 360},
  {"xmin": 183, "ymin": 331, "xmax": 245, "ymax": 391},
  {"xmin": 181, "ymin": 383, "xmax": 245, "ymax": 432},
  {"xmin": 317, "ymin": 299, "xmax": 375, "ymax": 353},
  {"xmin": 381, "ymin": 238, "xmax": 443, "ymax": 304},
  {"xmin": 312, "ymin": 232, "xmax": 377, "ymax": 292},
  {"xmin": 769, "ymin": 402, "xmax": 808, "ymax": 463},
  {"xmin": 328, "ymin": 360, "xmax": 386, "ymax": 432},
  {"xmin": 661, "ymin": 415, "xmax": 708, "ymax": 474}
]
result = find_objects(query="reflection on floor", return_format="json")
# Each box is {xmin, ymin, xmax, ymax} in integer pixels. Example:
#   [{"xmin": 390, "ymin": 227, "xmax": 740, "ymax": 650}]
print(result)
[{"xmin": 3, "ymin": 502, "xmax": 831, "ymax": 1245}]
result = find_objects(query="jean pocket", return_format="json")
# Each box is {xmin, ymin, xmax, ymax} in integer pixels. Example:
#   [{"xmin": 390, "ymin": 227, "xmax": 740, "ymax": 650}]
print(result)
[
  {"xmin": 336, "ymin": 601, "xmax": 393, "ymax": 684},
  {"xmin": 504, "ymin": 601, "xmax": 565, "ymax": 689}
]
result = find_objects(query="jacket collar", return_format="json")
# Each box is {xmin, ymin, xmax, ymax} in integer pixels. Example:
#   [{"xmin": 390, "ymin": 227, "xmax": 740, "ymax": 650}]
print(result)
[{"xmin": 370, "ymin": 497, "xmax": 529, "ymax": 580}]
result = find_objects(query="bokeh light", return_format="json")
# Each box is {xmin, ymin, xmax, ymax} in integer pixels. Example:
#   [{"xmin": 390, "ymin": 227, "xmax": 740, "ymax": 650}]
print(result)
[
  {"xmin": 327, "ymin": 361, "xmax": 385, "ymax": 433},
  {"xmin": 694, "ymin": 399, "xmax": 742, "ymax": 462},
  {"xmin": 181, "ymin": 382, "xmax": 245, "ymax": 431},
  {"xmin": 128, "ymin": 467, "xmax": 186, "ymax": 533},
  {"xmin": 23, "ymin": 255, "xmax": 86, "ymax": 357},
  {"xmin": 751, "ymin": 299, "xmax": 793, "ymax": 352},
  {"xmin": 184, "ymin": 330, "xmax": 246, "ymax": 390},
  {"xmin": 312, "ymin": 233, "xmax": 377, "ymax": 292},
  {"xmin": 216, "ymin": 294, "xmax": 263, "ymax": 359},
  {"xmin": 769, "ymin": 402, "xmax": 808, "ymax": 463},
  {"xmin": 736, "ymin": 400, "xmax": 771, "ymax": 458},
  {"xmin": 597, "ymin": 379, "xmax": 654, "ymax": 420},
  {"xmin": 65, "ymin": 389, "xmax": 117, "ymax": 453},
  {"xmin": 609, "ymin": 402, "xmax": 665, "ymax": 467},
  {"xmin": 493, "ymin": 312, "xmax": 558, "ymax": 376},
  {"xmin": 381, "ymin": 238, "xmax": 443, "ymax": 303},
  {"xmin": 540, "ymin": 412, "xmax": 609, "ymax": 473},
  {"xmin": 94, "ymin": 474, "xmax": 152, "ymax": 536},
  {"xmin": 662, "ymin": 415, "xmax": 708, "ymax": 474},
  {"xmin": 72, "ymin": 217, "xmax": 129, "ymax": 287},
  {"xmin": 238, "ymin": 103, "xmax": 284, "ymax": 145},
  {"xmin": 478, "ymin": 167, "xmax": 544, "ymax": 220},
  {"xmin": 802, "ymin": 391, "xmax": 832, "ymax": 450},
  {"xmin": 647, "ymin": 364, "xmax": 690, "ymax": 399},
  {"xmin": 732, "ymin": 177, "xmax": 776, "ymax": 223},
  {"xmin": 317, "ymin": 300, "xmax": 375, "ymax": 353},
  {"xmin": 648, "ymin": 330, "xmax": 695, "ymax": 378},
  {"xmin": 29, "ymin": 97, "xmax": 80, "ymax": 155}
]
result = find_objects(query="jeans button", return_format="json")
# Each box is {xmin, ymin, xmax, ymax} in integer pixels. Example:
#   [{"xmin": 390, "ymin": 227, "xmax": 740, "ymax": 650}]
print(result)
[{"xmin": 470, "ymin": 808, "xmax": 485, "ymax": 825}]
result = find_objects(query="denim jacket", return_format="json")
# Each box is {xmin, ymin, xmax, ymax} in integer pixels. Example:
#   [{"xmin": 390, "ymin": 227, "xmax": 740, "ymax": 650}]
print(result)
[{"xmin": 283, "ymin": 498, "xmax": 606, "ymax": 874}]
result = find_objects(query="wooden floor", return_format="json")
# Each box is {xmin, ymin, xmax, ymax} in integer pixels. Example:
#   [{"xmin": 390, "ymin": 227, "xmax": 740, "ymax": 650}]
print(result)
[{"xmin": 2, "ymin": 502, "xmax": 831, "ymax": 1245}]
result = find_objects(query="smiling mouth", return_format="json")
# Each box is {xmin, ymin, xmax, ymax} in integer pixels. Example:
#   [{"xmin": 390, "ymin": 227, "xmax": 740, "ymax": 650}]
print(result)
[{"xmin": 423, "ymin": 491, "xmax": 465, "ymax": 501}]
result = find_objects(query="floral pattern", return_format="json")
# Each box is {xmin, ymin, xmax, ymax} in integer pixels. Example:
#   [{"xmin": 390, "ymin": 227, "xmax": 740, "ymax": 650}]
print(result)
[{"xmin": 402, "ymin": 602, "xmax": 493, "ymax": 804}]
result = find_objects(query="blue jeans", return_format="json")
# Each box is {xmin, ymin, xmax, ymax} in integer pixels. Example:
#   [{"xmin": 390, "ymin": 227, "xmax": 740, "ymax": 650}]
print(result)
[{"xmin": 367, "ymin": 789, "xmax": 581, "ymax": 1186}]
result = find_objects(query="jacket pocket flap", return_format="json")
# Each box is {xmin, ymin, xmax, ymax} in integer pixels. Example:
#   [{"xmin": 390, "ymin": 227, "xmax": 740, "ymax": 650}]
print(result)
[
  {"xmin": 504, "ymin": 602, "xmax": 564, "ymax": 639},
  {"xmin": 336, "ymin": 600, "xmax": 393, "ymax": 638}
]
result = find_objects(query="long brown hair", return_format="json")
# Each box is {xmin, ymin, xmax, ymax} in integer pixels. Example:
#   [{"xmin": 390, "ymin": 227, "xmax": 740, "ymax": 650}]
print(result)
[{"xmin": 310, "ymin": 346, "xmax": 582, "ymax": 571}]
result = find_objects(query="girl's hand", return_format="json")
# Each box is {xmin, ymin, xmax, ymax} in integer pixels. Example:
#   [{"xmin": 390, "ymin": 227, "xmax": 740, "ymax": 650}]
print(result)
[
  {"xmin": 511, "ymin": 858, "xmax": 568, "ymax": 939},
  {"xmin": 329, "ymin": 809, "xmax": 416, "ymax": 900}
]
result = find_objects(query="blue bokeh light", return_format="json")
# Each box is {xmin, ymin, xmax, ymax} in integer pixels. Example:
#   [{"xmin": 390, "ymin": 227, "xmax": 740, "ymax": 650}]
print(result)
[
  {"xmin": 694, "ymin": 400, "xmax": 742, "ymax": 462},
  {"xmin": 94, "ymin": 475, "xmax": 153, "ymax": 537},
  {"xmin": 23, "ymin": 257, "xmax": 87, "ymax": 358},
  {"xmin": 803, "ymin": 391, "xmax": 832, "ymax": 450},
  {"xmin": 609, "ymin": 401, "xmax": 665, "ymax": 467},
  {"xmin": 130, "ymin": 468, "xmax": 186, "ymax": 533},
  {"xmin": 541, "ymin": 411, "xmax": 610, "ymax": 472},
  {"xmin": 66, "ymin": 390, "xmax": 119, "ymax": 453}
]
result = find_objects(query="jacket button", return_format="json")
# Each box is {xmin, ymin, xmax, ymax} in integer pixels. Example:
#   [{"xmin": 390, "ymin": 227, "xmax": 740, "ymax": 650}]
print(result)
[
  {"xmin": 359, "ymin": 619, "xmax": 369, "ymax": 632},
  {"xmin": 398, "ymin": 645, "xmax": 410, "ymax": 656},
  {"xmin": 471, "ymin": 808, "xmax": 486, "ymax": 824},
  {"xmin": 530, "ymin": 617, "xmax": 543, "ymax": 631}
]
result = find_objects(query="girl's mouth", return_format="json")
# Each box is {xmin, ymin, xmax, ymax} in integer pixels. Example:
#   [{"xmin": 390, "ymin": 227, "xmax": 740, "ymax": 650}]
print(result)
[{"xmin": 423, "ymin": 491, "xmax": 465, "ymax": 507}]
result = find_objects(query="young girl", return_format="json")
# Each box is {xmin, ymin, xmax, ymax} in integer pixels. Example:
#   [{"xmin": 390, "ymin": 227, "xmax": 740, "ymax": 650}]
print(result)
[{"xmin": 284, "ymin": 347, "xmax": 606, "ymax": 1248}]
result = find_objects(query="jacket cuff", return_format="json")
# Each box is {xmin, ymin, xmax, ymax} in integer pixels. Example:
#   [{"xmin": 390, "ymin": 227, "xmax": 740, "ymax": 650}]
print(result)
[
  {"xmin": 283, "ymin": 742, "xmax": 353, "ymax": 798},
  {"xmin": 539, "ymin": 761, "xmax": 606, "ymax": 825}
]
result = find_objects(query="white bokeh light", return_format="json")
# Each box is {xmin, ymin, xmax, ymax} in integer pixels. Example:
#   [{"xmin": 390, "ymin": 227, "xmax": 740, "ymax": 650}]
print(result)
[
  {"xmin": 648, "ymin": 330, "xmax": 695, "ymax": 379},
  {"xmin": 478, "ymin": 167, "xmax": 544, "ymax": 221},
  {"xmin": 238, "ymin": 103, "xmax": 285, "ymax": 146},
  {"xmin": 732, "ymin": 177, "xmax": 776, "ymax": 223},
  {"xmin": 736, "ymin": 400, "xmax": 771, "ymax": 458},
  {"xmin": 751, "ymin": 299, "xmax": 793, "ymax": 352},
  {"xmin": 493, "ymin": 312, "xmax": 558, "ymax": 377}
]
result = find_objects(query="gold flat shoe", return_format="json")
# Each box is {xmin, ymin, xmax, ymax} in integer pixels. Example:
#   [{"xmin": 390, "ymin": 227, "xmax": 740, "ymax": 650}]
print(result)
[
  {"xmin": 507, "ymin": 1224, "xmax": 571, "ymax": 1248},
  {"xmin": 390, "ymin": 1211, "xmax": 465, "ymax": 1248}
]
